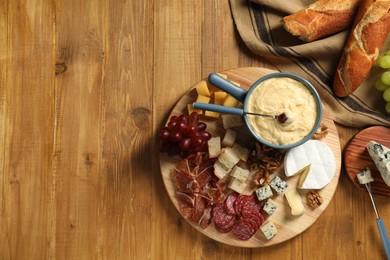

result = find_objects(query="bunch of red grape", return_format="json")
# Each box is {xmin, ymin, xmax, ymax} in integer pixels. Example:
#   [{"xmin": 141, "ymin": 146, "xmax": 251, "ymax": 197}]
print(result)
[
  {"xmin": 375, "ymin": 50, "xmax": 390, "ymax": 113},
  {"xmin": 159, "ymin": 112, "xmax": 212, "ymax": 157}
]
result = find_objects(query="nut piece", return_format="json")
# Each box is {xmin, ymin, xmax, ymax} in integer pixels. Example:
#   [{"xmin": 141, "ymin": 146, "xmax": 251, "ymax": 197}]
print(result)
[
  {"xmin": 306, "ymin": 190, "xmax": 323, "ymax": 208},
  {"xmin": 312, "ymin": 123, "xmax": 328, "ymax": 140}
]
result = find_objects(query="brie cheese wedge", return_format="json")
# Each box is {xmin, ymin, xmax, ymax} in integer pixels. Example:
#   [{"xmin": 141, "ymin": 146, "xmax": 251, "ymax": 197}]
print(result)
[{"xmin": 284, "ymin": 140, "xmax": 336, "ymax": 189}]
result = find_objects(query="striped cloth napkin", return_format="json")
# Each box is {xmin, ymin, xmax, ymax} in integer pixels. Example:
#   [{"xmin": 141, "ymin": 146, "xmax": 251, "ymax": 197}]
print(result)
[{"xmin": 230, "ymin": 0, "xmax": 390, "ymax": 127}]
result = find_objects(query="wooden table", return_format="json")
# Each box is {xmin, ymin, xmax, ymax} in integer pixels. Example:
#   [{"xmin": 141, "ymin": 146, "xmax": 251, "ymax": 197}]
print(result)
[{"xmin": 1, "ymin": 1, "xmax": 389, "ymax": 259}]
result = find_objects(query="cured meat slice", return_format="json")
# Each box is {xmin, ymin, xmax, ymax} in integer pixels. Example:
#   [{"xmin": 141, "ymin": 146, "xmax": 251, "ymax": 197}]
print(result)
[
  {"xmin": 231, "ymin": 219, "xmax": 255, "ymax": 241},
  {"xmin": 212, "ymin": 203, "xmax": 237, "ymax": 233},
  {"xmin": 172, "ymin": 168, "xmax": 200, "ymax": 193},
  {"xmin": 198, "ymin": 207, "xmax": 212, "ymax": 229},
  {"xmin": 188, "ymin": 195, "xmax": 207, "ymax": 224},
  {"xmin": 224, "ymin": 192, "xmax": 238, "ymax": 216},
  {"xmin": 233, "ymin": 194, "xmax": 256, "ymax": 216}
]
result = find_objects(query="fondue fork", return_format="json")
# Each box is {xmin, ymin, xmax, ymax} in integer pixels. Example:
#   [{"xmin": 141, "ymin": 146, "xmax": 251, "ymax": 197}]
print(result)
[{"xmin": 364, "ymin": 182, "xmax": 390, "ymax": 259}]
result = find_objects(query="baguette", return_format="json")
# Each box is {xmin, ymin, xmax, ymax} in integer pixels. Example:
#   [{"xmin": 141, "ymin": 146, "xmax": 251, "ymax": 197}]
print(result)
[
  {"xmin": 333, "ymin": 0, "xmax": 390, "ymax": 97},
  {"xmin": 282, "ymin": 0, "xmax": 360, "ymax": 42}
]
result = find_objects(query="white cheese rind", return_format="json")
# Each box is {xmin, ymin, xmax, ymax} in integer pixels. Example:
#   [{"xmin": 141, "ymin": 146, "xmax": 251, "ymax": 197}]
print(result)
[
  {"xmin": 284, "ymin": 140, "xmax": 336, "ymax": 189},
  {"xmin": 366, "ymin": 141, "xmax": 390, "ymax": 186}
]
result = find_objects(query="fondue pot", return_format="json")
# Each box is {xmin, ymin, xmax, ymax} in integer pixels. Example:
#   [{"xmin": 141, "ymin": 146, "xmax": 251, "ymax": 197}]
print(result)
[{"xmin": 193, "ymin": 72, "xmax": 323, "ymax": 149}]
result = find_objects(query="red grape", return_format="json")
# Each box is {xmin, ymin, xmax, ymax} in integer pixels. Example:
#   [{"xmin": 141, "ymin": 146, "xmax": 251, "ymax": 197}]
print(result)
[
  {"xmin": 170, "ymin": 131, "xmax": 182, "ymax": 142},
  {"xmin": 198, "ymin": 131, "xmax": 211, "ymax": 141},
  {"xmin": 197, "ymin": 122, "xmax": 206, "ymax": 131},
  {"xmin": 190, "ymin": 136, "xmax": 203, "ymax": 147},
  {"xmin": 159, "ymin": 128, "xmax": 170, "ymax": 141},
  {"xmin": 188, "ymin": 112, "xmax": 198, "ymax": 127},
  {"xmin": 188, "ymin": 126, "xmax": 197, "ymax": 136},
  {"xmin": 178, "ymin": 114, "xmax": 188, "ymax": 125},
  {"xmin": 168, "ymin": 121, "xmax": 178, "ymax": 131},
  {"xmin": 179, "ymin": 138, "xmax": 191, "ymax": 151},
  {"xmin": 178, "ymin": 122, "xmax": 188, "ymax": 133},
  {"xmin": 159, "ymin": 112, "xmax": 212, "ymax": 157},
  {"xmin": 169, "ymin": 115, "xmax": 178, "ymax": 122}
]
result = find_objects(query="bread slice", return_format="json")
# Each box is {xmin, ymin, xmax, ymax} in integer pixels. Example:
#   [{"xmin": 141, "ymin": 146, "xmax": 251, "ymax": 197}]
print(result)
[
  {"xmin": 282, "ymin": 0, "xmax": 360, "ymax": 42},
  {"xmin": 333, "ymin": 0, "xmax": 390, "ymax": 97}
]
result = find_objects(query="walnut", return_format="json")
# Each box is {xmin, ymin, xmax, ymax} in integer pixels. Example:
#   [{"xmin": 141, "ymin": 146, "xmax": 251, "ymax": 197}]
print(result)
[
  {"xmin": 306, "ymin": 190, "xmax": 324, "ymax": 208},
  {"xmin": 312, "ymin": 123, "xmax": 328, "ymax": 140},
  {"xmin": 253, "ymin": 165, "xmax": 270, "ymax": 186}
]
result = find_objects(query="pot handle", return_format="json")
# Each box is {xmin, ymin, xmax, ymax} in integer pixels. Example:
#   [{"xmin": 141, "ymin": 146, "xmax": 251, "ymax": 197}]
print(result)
[
  {"xmin": 208, "ymin": 73, "xmax": 247, "ymax": 103},
  {"xmin": 192, "ymin": 102, "xmax": 244, "ymax": 116}
]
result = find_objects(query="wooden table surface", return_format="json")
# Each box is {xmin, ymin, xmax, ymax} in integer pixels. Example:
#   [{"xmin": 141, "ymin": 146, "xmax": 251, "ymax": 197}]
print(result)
[{"xmin": 1, "ymin": 1, "xmax": 389, "ymax": 259}]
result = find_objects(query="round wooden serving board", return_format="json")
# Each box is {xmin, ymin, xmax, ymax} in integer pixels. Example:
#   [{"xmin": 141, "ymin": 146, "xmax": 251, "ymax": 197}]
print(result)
[
  {"xmin": 159, "ymin": 67, "xmax": 342, "ymax": 248},
  {"xmin": 344, "ymin": 126, "xmax": 390, "ymax": 197}
]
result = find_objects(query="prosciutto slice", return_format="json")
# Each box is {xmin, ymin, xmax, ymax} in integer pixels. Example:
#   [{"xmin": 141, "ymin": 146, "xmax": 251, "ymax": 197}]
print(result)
[{"xmin": 171, "ymin": 152, "xmax": 224, "ymax": 229}]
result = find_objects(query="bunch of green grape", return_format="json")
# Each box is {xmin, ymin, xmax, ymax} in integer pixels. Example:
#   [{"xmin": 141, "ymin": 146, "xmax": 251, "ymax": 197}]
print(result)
[{"xmin": 375, "ymin": 50, "xmax": 390, "ymax": 114}]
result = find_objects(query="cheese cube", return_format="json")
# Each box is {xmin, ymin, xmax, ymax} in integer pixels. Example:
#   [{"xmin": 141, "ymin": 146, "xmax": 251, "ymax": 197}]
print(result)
[
  {"xmin": 263, "ymin": 199, "xmax": 277, "ymax": 215},
  {"xmin": 222, "ymin": 129, "xmax": 237, "ymax": 147},
  {"xmin": 204, "ymin": 110, "xmax": 220, "ymax": 118},
  {"xmin": 217, "ymin": 73, "xmax": 228, "ymax": 79},
  {"xmin": 269, "ymin": 176, "xmax": 288, "ymax": 194},
  {"xmin": 195, "ymin": 80, "xmax": 211, "ymax": 97},
  {"xmin": 187, "ymin": 104, "xmax": 202, "ymax": 115},
  {"xmin": 214, "ymin": 160, "xmax": 231, "ymax": 180},
  {"xmin": 214, "ymin": 91, "xmax": 227, "ymax": 105},
  {"xmin": 230, "ymin": 165, "xmax": 250, "ymax": 182},
  {"xmin": 356, "ymin": 167, "xmax": 374, "ymax": 184},
  {"xmin": 255, "ymin": 185, "xmax": 273, "ymax": 201},
  {"xmin": 366, "ymin": 141, "xmax": 390, "ymax": 186},
  {"xmin": 196, "ymin": 94, "xmax": 210, "ymax": 104},
  {"xmin": 228, "ymin": 177, "xmax": 247, "ymax": 194},
  {"xmin": 223, "ymin": 95, "xmax": 239, "ymax": 107},
  {"xmin": 232, "ymin": 143, "xmax": 250, "ymax": 162},
  {"xmin": 221, "ymin": 114, "xmax": 243, "ymax": 129},
  {"xmin": 207, "ymin": 136, "xmax": 221, "ymax": 159},
  {"xmin": 218, "ymin": 148, "xmax": 240, "ymax": 170},
  {"xmin": 261, "ymin": 221, "xmax": 278, "ymax": 240}
]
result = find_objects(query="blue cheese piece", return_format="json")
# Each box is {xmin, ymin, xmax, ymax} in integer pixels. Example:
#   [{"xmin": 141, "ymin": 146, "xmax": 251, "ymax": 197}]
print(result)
[
  {"xmin": 260, "ymin": 221, "xmax": 278, "ymax": 240},
  {"xmin": 366, "ymin": 141, "xmax": 390, "ymax": 186},
  {"xmin": 269, "ymin": 176, "xmax": 288, "ymax": 194},
  {"xmin": 356, "ymin": 167, "xmax": 374, "ymax": 184},
  {"xmin": 263, "ymin": 198, "xmax": 277, "ymax": 215},
  {"xmin": 255, "ymin": 185, "xmax": 273, "ymax": 201}
]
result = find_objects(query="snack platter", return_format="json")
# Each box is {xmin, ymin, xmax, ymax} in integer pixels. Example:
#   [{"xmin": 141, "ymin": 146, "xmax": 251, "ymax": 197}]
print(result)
[{"xmin": 159, "ymin": 67, "xmax": 342, "ymax": 247}]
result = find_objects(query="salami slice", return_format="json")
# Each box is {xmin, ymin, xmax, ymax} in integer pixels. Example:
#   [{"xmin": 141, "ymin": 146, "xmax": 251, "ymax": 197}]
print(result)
[
  {"xmin": 212, "ymin": 203, "xmax": 237, "ymax": 233},
  {"xmin": 224, "ymin": 192, "xmax": 238, "ymax": 216},
  {"xmin": 231, "ymin": 219, "xmax": 255, "ymax": 241},
  {"xmin": 241, "ymin": 198, "xmax": 261, "ymax": 217}
]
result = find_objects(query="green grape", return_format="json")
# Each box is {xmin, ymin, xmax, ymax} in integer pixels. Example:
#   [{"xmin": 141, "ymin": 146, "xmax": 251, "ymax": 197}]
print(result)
[
  {"xmin": 378, "ymin": 55, "xmax": 390, "ymax": 69},
  {"xmin": 386, "ymin": 102, "xmax": 390, "ymax": 114},
  {"xmin": 381, "ymin": 71, "xmax": 390, "ymax": 85},
  {"xmin": 386, "ymin": 50, "xmax": 390, "ymax": 56},
  {"xmin": 375, "ymin": 79, "xmax": 390, "ymax": 91},
  {"xmin": 383, "ymin": 87, "xmax": 390, "ymax": 102}
]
